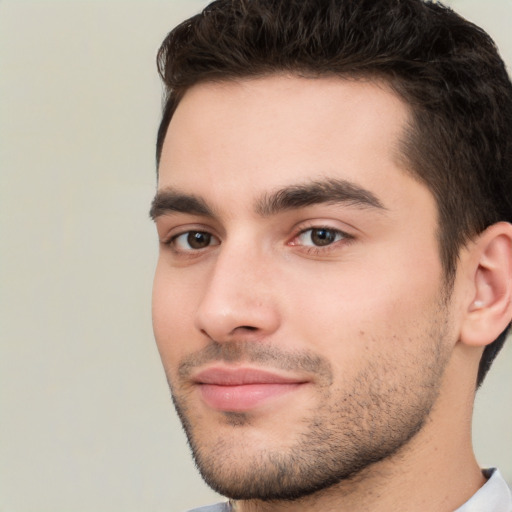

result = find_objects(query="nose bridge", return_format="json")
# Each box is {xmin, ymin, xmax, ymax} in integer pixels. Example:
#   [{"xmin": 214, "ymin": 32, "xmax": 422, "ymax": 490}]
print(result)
[{"xmin": 194, "ymin": 236, "xmax": 280, "ymax": 341}]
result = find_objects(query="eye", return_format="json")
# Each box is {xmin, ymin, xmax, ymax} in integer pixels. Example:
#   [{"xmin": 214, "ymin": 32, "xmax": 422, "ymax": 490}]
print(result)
[
  {"xmin": 295, "ymin": 227, "xmax": 346, "ymax": 247},
  {"xmin": 170, "ymin": 230, "xmax": 220, "ymax": 251}
]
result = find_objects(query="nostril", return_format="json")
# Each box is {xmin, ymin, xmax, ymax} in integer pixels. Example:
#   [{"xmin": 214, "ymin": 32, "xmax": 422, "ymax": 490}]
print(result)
[{"xmin": 240, "ymin": 325, "xmax": 258, "ymax": 331}]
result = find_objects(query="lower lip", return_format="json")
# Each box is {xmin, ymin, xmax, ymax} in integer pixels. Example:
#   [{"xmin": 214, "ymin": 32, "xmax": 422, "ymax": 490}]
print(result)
[{"xmin": 198, "ymin": 383, "xmax": 303, "ymax": 412}]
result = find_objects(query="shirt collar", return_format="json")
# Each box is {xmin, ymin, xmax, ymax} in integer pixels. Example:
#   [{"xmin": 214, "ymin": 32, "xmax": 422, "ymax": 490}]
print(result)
[{"xmin": 454, "ymin": 469, "xmax": 512, "ymax": 512}]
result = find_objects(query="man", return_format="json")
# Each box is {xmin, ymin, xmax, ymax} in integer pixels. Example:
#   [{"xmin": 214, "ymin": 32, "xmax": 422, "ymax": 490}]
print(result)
[{"xmin": 150, "ymin": 0, "xmax": 512, "ymax": 510}]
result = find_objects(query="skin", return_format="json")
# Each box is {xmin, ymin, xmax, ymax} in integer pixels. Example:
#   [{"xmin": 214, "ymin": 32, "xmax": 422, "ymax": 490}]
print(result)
[{"xmin": 151, "ymin": 75, "xmax": 511, "ymax": 511}]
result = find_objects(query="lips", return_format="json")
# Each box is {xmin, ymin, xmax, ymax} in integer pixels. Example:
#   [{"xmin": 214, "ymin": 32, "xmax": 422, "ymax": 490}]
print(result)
[{"xmin": 193, "ymin": 367, "xmax": 307, "ymax": 412}]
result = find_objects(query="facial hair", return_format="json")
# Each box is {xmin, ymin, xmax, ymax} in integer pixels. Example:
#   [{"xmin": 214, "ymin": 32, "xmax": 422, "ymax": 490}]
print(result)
[{"xmin": 167, "ymin": 306, "xmax": 452, "ymax": 501}]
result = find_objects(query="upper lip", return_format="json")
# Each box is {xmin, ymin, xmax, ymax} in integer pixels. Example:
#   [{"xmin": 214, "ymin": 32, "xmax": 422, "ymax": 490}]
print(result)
[{"xmin": 193, "ymin": 367, "xmax": 307, "ymax": 386}]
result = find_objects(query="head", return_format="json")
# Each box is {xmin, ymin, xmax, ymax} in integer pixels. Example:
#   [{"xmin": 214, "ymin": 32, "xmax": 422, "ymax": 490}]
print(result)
[
  {"xmin": 155, "ymin": 0, "xmax": 512, "ymax": 387},
  {"xmin": 151, "ymin": 0, "xmax": 512, "ymax": 502}
]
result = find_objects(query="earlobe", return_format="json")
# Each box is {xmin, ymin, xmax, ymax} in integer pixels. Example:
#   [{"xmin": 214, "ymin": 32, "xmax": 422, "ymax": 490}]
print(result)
[{"xmin": 460, "ymin": 222, "xmax": 512, "ymax": 347}]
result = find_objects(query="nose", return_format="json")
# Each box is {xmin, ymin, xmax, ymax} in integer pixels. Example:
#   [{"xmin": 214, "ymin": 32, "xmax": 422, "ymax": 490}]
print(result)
[{"xmin": 194, "ymin": 241, "xmax": 281, "ymax": 343}]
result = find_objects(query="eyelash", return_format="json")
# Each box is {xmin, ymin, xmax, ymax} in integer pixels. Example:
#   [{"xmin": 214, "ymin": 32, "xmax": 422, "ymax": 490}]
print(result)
[
  {"xmin": 289, "ymin": 226, "xmax": 353, "ymax": 255},
  {"xmin": 164, "ymin": 225, "xmax": 353, "ymax": 257},
  {"xmin": 166, "ymin": 230, "xmax": 220, "ymax": 254}
]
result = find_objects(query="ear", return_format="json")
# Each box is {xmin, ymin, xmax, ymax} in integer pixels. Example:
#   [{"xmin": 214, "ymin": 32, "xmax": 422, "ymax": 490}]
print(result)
[{"xmin": 459, "ymin": 222, "xmax": 512, "ymax": 347}]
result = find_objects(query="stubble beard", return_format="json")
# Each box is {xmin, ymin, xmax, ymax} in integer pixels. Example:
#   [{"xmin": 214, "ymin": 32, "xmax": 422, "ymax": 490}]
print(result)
[{"xmin": 168, "ymin": 305, "xmax": 452, "ymax": 502}]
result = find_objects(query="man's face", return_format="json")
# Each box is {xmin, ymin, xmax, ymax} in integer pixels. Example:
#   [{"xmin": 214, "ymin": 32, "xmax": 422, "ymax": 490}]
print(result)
[{"xmin": 152, "ymin": 76, "xmax": 456, "ymax": 500}]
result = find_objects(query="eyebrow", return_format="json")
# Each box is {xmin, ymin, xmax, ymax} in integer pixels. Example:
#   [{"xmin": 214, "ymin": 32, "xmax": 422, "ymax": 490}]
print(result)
[
  {"xmin": 149, "ymin": 178, "xmax": 385, "ymax": 221},
  {"xmin": 149, "ymin": 190, "xmax": 214, "ymax": 220},
  {"xmin": 256, "ymin": 178, "xmax": 385, "ymax": 216}
]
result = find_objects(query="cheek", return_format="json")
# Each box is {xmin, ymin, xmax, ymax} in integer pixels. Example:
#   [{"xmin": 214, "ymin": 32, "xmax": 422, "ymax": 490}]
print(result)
[
  {"xmin": 284, "ymin": 246, "xmax": 444, "ymax": 362},
  {"xmin": 151, "ymin": 262, "xmax": 204, "ymax": 365}
]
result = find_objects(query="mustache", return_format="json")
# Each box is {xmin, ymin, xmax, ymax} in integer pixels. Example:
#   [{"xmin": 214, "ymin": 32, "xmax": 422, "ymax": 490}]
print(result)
[{"xmin": 177, "ymin": 340, "xmax": 333, "ymax": 384}]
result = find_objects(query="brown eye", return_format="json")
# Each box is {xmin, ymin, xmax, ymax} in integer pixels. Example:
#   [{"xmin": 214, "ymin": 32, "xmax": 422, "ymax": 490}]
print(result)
[
  {"xmin": 171, "ymin": 230, "xmax": 219, "ymax": 251},
  {"xmin": 187, "ymin": 231, "xmax": 212, "ymax": 249},
  {"xmin": 310, "ymin": 228, "xmax": 339, "ymax": 246},
  {"xmin": 295, "ymin": 227, "xmax": 344, "ymax": 247}
]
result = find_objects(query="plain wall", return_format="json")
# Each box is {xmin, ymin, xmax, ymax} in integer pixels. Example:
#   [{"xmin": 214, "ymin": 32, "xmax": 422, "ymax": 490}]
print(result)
[{"xmin": 0, "ymin": 1, "xmax": 510, "ymax": 511}]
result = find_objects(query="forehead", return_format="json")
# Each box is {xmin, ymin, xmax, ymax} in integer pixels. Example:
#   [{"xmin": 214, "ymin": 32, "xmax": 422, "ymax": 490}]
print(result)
[{"xmin": 158, "ymin": 75, "xmax": 417, "ymax": 212}]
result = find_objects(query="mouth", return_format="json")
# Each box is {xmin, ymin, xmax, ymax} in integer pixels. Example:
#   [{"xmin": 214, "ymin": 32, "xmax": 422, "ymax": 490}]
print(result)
[{"xmin": 192, "ymin": 367, "xmax": 308, "ymax": 412}]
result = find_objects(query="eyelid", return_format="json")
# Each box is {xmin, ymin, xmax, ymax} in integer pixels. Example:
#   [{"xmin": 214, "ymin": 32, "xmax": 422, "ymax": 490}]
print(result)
[
  {"xmin": 289, "ymin": 220, "xmax": 354, "ymax": 241},
  {"xmin": 295, "ymin": 227, "xmax": 346, "ymax": 246},
  {"xmin": 158, "ymin": 221, "xmax": 217, "ymax": 242},
  {"xmin": 174, "ymin": 229, "xmax": 220, "ymax": 245},
  {"xmin": 162, "ymin": 230, "xmax": 220, "ymax": 261},
  {"xmin": 159, "ymin": 222, "xmax": 221, "ymax": 252},
  {"xmin": 287, "ymin": 222, "xmax": 355, "ymax": 255}
]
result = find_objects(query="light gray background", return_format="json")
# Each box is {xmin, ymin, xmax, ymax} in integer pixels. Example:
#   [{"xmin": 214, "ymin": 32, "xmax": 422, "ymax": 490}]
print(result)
[{"xmin": 0, "ymin": 1, "xmax": 510, "ymax": 511}]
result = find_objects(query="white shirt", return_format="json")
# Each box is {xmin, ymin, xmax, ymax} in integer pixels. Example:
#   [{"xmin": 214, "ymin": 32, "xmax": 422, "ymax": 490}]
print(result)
[
  {"xmin": 187, "ymin": 468, "xmax": 512, "ymax": 512},
  {"xmin": 455, "ymin": 469, "xmax": 512, "ymax": 512}
]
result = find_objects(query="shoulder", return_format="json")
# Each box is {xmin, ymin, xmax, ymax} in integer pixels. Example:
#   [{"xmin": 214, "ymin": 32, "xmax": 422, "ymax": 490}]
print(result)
[{"xmin": 185, "ymin": 503, "xmax": 231, "ymax": 512}]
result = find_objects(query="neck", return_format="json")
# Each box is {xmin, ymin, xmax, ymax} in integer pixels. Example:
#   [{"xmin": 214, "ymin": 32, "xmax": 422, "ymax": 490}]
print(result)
[{"xmin": 234, "ymin": 350, "xmax": 486, "ymax": 512}]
